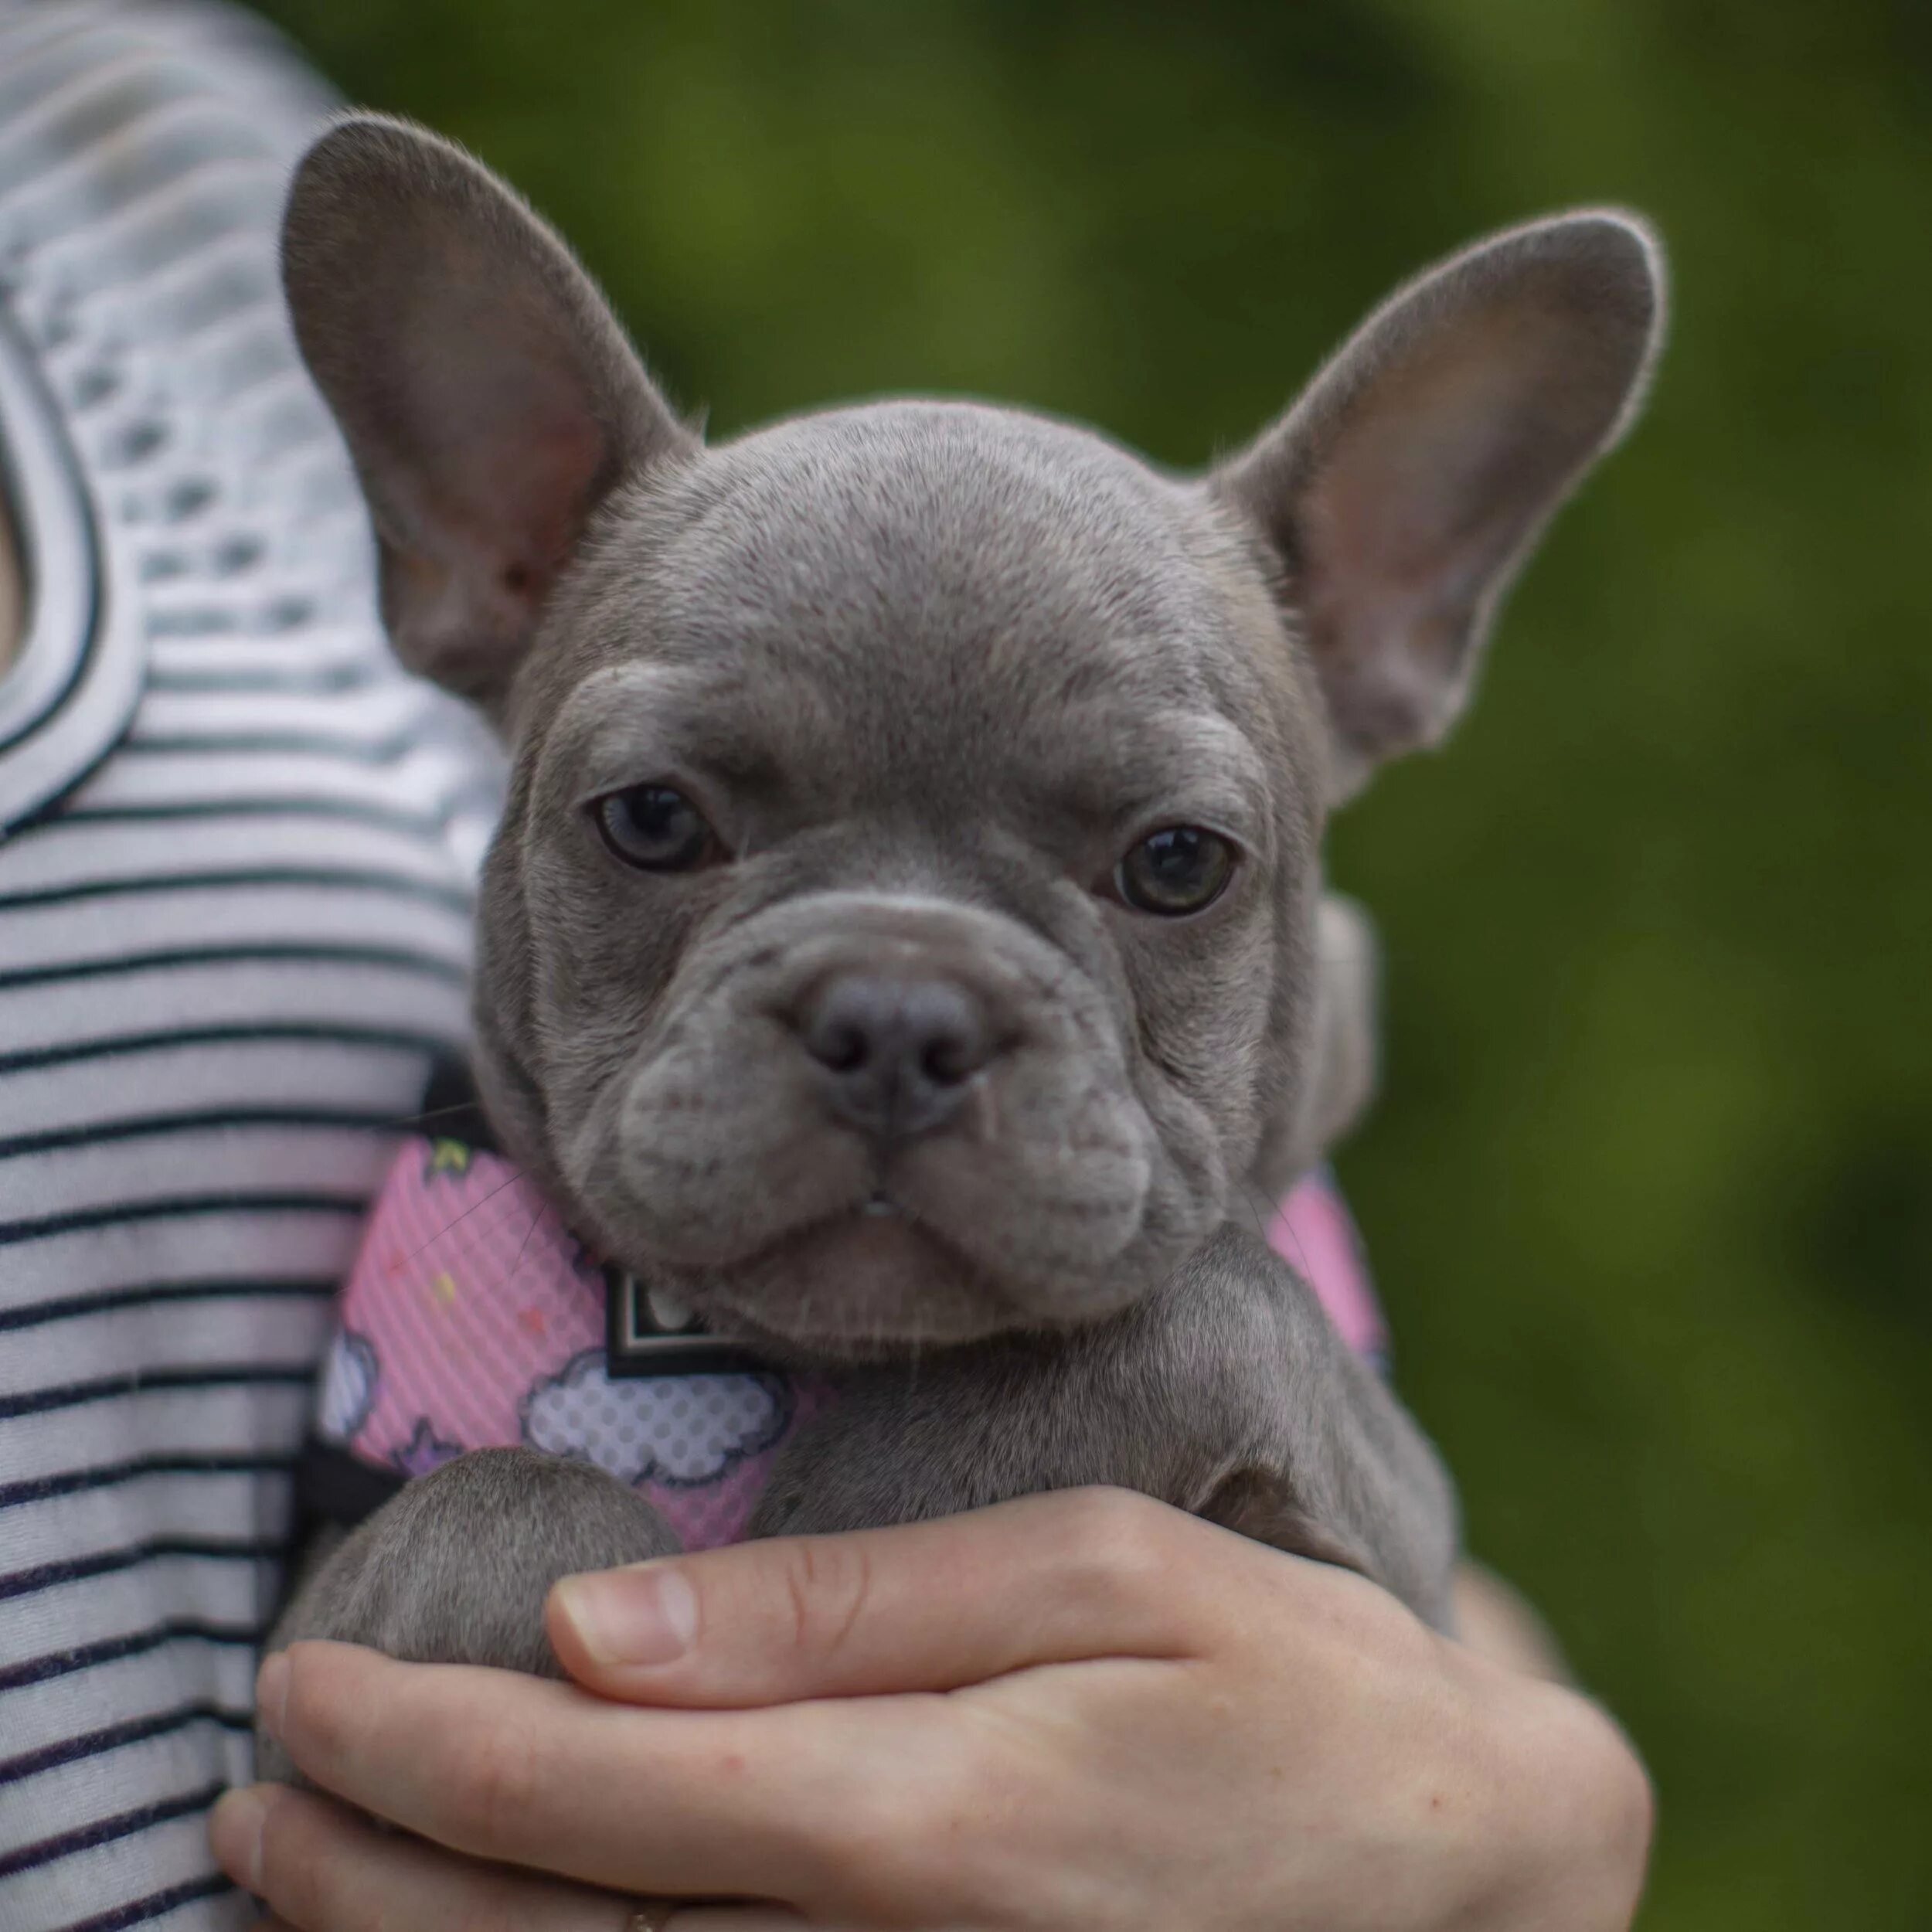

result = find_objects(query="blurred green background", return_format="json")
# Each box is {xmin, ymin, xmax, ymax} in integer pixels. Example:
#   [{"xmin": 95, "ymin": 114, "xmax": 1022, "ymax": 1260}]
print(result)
[{"xmin": 247, "ymin": 2, "xmax": 1932, "ymax": 1923}]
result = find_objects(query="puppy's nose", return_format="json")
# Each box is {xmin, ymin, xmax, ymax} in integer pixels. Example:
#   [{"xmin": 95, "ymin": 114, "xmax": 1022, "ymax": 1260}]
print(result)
[{"xmin": 798, "ymin": 973, "xmax": 992, "ymax": 1140}]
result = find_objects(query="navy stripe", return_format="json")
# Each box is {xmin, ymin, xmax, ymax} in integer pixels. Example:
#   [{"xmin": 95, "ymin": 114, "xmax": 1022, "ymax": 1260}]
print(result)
[
  {"xmin": 0, "ymin": 1190, "xmax": 368, "ymax": 1247},
  {"xmin": 57, "ymin": 1873, "xmax": 236, "ymax": 1932},
  {"xmin": 121, "ymin": 727, "xmax": 416, "ymax": 763},
  {"xmin": 0, "ymin": 1782, "xmax": 228, "ymax": 1882},
  {"xmin": 0, "ymin": 9, "xmax": 113, "ymax": 71},
  {"xmin": 0, "ymin": 1019, "xmax": 449, "ymax": 1078},
  {"xmin": 46, "ymin": 793, "xmax": 449, "ymax": 836},
  {"xmin": 0, "ymin": 1366, "xmax": 317, "ymax": 1423},
  {"xmin": 0, "ymin": 1451, "xmax": 294, "ymax": 1512},
  {"xmin": 0, "ymin": 1621, "xmax": 264, "ymax": 1696},
  {"xmin": 0, "ymin": 938, "xmax": 467, "ymax": 995},
  {"xmin": 0, "ymin": 1105, "xmax": 409, "ymax": 1162},
  {"xmin": 0, "ymin": 1703, "xmax": 257, "ymax": 1786},
  {"xmin": 0, "ymin": 1538, "xmax": 285, "ymax": 1607},
  {"xmin": 143, "ymin": 662, "xmax": 379, "ymax": 694},
  {"xmin": 0, "ymin": 1277, "xmax": 335, "ymax": 1335},
  {"xmin": 0, "ymin": 865, "xmax": 469, "ymax": 915}
]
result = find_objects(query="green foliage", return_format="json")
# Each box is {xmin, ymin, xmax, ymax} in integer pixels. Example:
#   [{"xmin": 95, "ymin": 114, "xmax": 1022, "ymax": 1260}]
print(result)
[{"xmin": 248, "ymin": 2, "xmax": 1932, "ymax": 1920}]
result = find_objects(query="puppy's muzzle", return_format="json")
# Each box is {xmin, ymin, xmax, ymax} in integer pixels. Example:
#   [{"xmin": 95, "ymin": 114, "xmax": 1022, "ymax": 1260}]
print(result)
[{"xmin": 793, "ymin": 970, "xmax": 998, "ymax": 1141}]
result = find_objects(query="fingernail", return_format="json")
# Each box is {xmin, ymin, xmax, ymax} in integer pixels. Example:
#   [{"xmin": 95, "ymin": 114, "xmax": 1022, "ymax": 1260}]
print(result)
[
  {"xmin": 209, "ymin": 1786, "xmax": 271, "ymax": 1892},
  {"xmin": 554, "ymin": 1563, "xmax": 698, "ymax": 1668},
  {"xmin": 256, "ymin": 1651, "xmax": 289, "ymax": 1741}
]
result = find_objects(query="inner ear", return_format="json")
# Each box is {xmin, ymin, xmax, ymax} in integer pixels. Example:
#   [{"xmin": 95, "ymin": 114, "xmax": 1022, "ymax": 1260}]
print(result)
[
  {"xmin": 1213, "ymin": 210, "xmax": 1665, "ymax": 799},
  {"xmin": 282, "ymin": 114, "xmax": 700, "ymax": 713},
  {"xmin": 377, "ymin": 259, "xmax": 624, "ymax": 575}
]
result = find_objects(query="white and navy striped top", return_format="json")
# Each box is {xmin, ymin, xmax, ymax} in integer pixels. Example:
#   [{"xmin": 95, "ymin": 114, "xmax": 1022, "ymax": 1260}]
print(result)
[{"xmin": 0, "ymin": 6, "xmax": 499, "ymax": 1927}]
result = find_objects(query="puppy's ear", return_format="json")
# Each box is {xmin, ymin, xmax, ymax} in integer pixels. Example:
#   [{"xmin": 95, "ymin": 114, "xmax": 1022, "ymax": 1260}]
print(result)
[
  {"xmin": 282, "ymin": 115, "xmax": 699, "ymax": 712},
  {"xmin": 1213, "ymin": 211, "xmax": 1664, "ymax": 800}
]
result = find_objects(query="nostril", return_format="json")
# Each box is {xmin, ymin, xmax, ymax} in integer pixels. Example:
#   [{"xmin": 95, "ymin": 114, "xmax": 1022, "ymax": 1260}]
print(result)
[
  {"xmin": 920, "ymin": 1032, "xmax": 975, "ymax": 1087},
  {"xmin": 812, "ymin": 1018, "xmax": 871, "ymax": 1075}
]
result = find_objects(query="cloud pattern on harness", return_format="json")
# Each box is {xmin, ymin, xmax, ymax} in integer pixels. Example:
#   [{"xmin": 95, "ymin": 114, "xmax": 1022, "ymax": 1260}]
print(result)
[
  {"xmin": 521, "ymin": 1349, "xmax": 790, "ymax": 1487},
  {"xmin": 315, "ymin": 1330, "xmax": 379, "ymax": 1440}
]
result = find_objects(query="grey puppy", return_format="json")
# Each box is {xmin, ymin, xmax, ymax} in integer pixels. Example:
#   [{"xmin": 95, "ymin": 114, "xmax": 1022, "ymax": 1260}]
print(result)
[{"xmin": 264, "ymin": 116, "xmax": 1663, "ymax": 1713}]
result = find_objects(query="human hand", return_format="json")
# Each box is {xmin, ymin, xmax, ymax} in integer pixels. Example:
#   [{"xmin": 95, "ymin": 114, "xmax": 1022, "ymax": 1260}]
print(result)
[{"xmin": 212, "ymin": 1488, "xmax": 1651, "ymax": 1930}]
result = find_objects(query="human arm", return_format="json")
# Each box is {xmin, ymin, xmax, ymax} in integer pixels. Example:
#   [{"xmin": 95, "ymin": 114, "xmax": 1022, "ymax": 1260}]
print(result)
[{"xmin": 213, "ymin": 1488, "xmax": 1651, "ymax": 1930}]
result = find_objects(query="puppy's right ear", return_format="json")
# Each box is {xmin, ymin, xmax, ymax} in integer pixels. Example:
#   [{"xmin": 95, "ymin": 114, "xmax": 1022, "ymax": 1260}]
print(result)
[{"xmin": 282, "ymin": 115, "xmax": 698, "ymax": 712}]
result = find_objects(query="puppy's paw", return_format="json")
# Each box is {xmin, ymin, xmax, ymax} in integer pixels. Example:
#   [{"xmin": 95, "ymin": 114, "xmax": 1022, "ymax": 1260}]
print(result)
[{"xmin": 257, "ymin": 1448, "xmax": 678, "ymax": 1780}]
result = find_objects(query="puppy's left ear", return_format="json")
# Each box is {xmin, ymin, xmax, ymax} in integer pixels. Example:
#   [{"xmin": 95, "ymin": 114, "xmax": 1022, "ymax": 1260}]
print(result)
[{"xmin": 1213, "ymin": 211, "xmax": 1665, "ymax": 801}]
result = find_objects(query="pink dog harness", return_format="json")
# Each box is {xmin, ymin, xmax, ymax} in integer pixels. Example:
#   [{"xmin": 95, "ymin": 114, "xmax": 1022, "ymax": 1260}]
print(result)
[{"xmin": 305, "ymin": 1077, "xmax": 1388, "ymax": 1550}]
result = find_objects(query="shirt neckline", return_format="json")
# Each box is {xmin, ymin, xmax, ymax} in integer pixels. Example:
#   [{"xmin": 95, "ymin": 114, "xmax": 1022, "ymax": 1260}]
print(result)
[{"xmin": 0, "ymin": 292, "xmax": 141, "ymax": 835}]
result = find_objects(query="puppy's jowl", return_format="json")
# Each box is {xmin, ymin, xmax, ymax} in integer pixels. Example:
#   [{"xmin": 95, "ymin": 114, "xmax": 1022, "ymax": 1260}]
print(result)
[{"xmin": 266, "ymin": 115, "xmax": 1663, "ymax": 1720}]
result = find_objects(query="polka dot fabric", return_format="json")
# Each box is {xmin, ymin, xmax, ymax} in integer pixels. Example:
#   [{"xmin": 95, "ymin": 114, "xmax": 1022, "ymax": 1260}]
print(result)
[{"xmin": 312, "ymin": 1138, "xmax": 832, "ymax": 1549}]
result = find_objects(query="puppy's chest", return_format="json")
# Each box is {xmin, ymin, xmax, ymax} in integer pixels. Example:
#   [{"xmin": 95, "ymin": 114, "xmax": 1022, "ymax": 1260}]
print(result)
[{"xmin": 304, "ymin": 1076, "xmax": 827, "ymax": 1550}]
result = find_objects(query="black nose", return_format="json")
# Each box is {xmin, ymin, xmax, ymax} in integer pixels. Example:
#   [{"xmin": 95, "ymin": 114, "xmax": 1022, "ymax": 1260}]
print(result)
[{"xmin": 798, "ymin": 973, "xmax": 993, "ymax": 1140}]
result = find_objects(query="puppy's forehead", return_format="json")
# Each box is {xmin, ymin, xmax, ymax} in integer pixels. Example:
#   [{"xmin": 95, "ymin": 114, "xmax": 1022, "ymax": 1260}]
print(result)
[
  {"xmin": 544, "ymin": 399, "xmax": 1321, "ymax": 832},
  {"xmin": 623, "ymin": 400, "xmax": 1233, "ymax": 698}
]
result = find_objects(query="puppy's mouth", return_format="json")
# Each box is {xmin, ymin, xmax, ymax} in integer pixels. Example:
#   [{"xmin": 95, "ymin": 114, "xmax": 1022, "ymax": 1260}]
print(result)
[
  {"xmin": 579, "ymin": 1080, "xmax": 1165, "ymax": 1353},
  {"xmin": 677, "ymin": 1188, "xmax": 1032, "ymax": 1357}
]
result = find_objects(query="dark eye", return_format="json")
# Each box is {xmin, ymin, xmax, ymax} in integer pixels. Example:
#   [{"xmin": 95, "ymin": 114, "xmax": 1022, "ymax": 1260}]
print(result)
[
  {"xmin": 1115, "ymin": 826, "xmax": 1236, "ymax": 917},
  {"xmin": 592, "ymin": 785, "xmax": 718, "ymax": 872}
]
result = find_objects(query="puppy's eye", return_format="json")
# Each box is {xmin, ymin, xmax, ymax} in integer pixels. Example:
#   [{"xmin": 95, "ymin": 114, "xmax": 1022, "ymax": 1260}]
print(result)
[
  {"xmin": 1115, "ymin": 826, "xmax": 1236, "ymax": 917},
  {"xmin": 592, "ymin": 785, "xmax": 718, "ymax": 872}
]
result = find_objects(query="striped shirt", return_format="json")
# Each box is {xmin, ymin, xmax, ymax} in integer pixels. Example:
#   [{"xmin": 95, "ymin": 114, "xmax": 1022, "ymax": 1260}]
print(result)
[{"xmin": 0, "ymin": 6, "xmax": 498, "ymax": 1927}]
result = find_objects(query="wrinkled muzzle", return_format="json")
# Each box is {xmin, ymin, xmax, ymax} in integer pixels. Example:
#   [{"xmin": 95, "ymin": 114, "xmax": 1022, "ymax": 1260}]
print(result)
[{"xmin": 556, "ymin": 893, "xmax": 1213, "ymax": 1349}]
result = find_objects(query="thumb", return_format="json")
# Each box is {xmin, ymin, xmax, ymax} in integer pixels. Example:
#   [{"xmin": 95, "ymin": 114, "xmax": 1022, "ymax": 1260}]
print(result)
[{"xmin": 546, "ymin": 1485, "xmax": 1221, "ymax": 1707}]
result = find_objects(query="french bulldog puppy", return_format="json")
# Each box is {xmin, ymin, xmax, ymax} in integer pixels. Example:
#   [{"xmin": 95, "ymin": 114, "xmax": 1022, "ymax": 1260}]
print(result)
[{"xmin": 264, "ymin": 115, "xmax": 1663, "ymax": 1710}]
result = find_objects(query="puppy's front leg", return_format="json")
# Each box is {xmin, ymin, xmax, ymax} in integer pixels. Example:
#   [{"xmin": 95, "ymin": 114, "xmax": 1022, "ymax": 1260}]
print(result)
[
  {"xmin": 750, "ymin": 1226, "xmax": 1458, "ymax": 1630},
  {"xmin": 259, "ymin": 1447, "xmax": 679, "ymax": 1781}
]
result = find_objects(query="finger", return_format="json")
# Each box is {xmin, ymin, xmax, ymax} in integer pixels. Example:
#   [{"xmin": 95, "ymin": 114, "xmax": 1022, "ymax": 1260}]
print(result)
[
  {"xmin": 260, "ymin": 1641, "xmax": 971, "ymax": 1904},
  {"xmin": 210, "ymin": 1781, "xmax": 641, "ymax": 1930},
  {"xmin": 547, "ymin": 1485, "xmax": 1241, "ymax": 1705}
]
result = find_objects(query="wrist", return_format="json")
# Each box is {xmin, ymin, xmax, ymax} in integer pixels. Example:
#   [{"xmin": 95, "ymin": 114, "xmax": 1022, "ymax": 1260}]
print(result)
[{"xmin": 1448, "ymin": 1645, "xmax": 1653, "ymax": 1932}]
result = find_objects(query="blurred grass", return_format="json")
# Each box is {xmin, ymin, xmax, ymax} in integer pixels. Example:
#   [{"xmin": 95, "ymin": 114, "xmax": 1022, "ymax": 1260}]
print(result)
[{"xmin": 245, "ymin": 1, "xmax": 1932, "ymax": 1922}]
